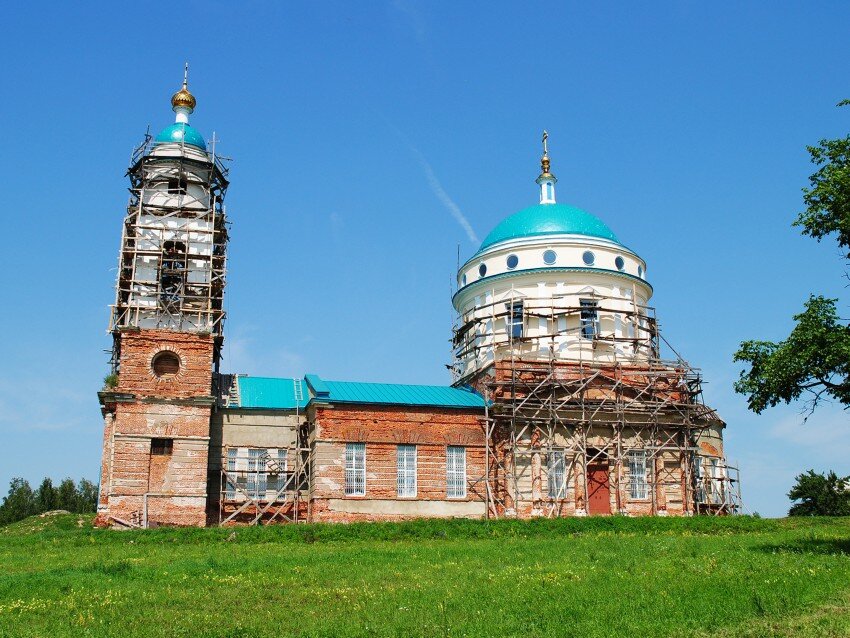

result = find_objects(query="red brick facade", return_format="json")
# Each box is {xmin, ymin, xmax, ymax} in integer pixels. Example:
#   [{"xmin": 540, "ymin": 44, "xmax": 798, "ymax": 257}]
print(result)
[
  {"xmin": 95, "ymin": 329, "xmax": 215, "ymax": 528},
  {"xmin": 310, "ymin": 404, "xmax": 486, "ymax": 523}
]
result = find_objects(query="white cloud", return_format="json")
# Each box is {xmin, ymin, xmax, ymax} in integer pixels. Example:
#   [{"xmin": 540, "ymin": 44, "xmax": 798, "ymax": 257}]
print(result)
[{"xmin": 409, "ymin": 146, "xmax": 480, "ymax": 244}]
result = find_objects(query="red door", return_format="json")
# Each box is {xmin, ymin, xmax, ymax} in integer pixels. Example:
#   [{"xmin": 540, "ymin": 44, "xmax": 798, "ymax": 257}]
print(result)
[{"xmin": 587, "ymin": 462, "xmax": 611, "ymax": 515}]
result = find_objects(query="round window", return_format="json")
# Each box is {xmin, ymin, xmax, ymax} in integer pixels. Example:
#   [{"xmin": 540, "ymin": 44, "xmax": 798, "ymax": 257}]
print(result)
[
  {"xmin": 152, "ymin": 351, "xmax": 180, "ymax": 377},
  {"xmin": 461, "ymin": 274, "xmax": 467, "ymax": 286},
  {"xmin": 582, "ymin": 250, "xmax": 595, "ymax": 266},
  {"xmin": 506, "ymin": 254, "xmax": 519, "ymax": 269},
  {"xmin": 638, "ymin": 265, "xmax": 644, "ymax": 278},
  {"xmin": 615, "ymin": 256, "xmax": 625, "ymax": 271},
  {"xmin": 543, "ymin": 250, "xmax": 557, "ymax": 265},
  {"xmin": 478, "ymin": 263, "xmax": 487, "ymax": 277}
]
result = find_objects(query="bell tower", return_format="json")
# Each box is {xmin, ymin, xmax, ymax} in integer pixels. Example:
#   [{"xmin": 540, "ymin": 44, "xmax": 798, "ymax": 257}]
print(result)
[{"xmin": 96, "ymin": 67, "xmax": 229, "ymax": 527}]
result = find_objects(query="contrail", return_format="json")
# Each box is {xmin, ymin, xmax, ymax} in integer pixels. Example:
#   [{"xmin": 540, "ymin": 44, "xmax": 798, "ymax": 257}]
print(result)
[{"xmin": 409, "ymin": 145, "xmax": 479, "ymax": 244}]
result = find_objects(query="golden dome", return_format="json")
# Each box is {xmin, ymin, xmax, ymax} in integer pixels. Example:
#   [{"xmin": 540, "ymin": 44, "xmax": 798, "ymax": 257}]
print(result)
[{"xmin": 171, "ymin": 83, "xmax": 196, "ymax": 111}]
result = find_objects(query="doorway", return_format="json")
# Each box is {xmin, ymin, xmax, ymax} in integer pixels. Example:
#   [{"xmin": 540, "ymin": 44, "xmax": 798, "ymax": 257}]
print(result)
[{"xmin": 586, "ymin": 450, "xmax": 611, "ymax": 515}]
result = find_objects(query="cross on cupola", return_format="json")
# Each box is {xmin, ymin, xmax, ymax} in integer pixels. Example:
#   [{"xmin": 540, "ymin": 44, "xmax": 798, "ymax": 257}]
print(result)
[
  {"xmin": 535, "ymin": 130, "xmax": 557, "ymax": 204},
  {"xmin": 171, "ymin": 63, "xmax": 197, "ymax": 125}
]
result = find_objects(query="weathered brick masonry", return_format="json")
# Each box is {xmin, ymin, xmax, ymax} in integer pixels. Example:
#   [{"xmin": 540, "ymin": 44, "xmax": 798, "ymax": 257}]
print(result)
[
  {"xmin": 96, "ymin": 329, "xmax": 215, "ymax": 527},
  {"xmin": 310, "ymin": 404, "xmax": 486, "ymax": 522}
]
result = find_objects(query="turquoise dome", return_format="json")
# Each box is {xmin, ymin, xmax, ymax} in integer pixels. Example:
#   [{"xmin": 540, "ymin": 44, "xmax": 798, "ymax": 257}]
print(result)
[
  {"xmin": 479, "ymin": 203, "xmax": 620, "ymax": 251},
  {"xmin": 154, "ymin": 123, "xmax": 206, "ymax": 150}
]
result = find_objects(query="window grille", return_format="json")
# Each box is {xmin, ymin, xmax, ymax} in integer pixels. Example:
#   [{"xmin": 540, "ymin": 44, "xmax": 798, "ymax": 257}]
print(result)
[
  {"xmin": 629, "ymin": 451, "xmax": 648, "ymax": 500},
  {"xmin": 247, "ymin": 448, "xmax": 266, "ymax": 500},
  {"xmin": 446, "ymin": 446, "xmax": 466, "ymax": 498},
  {"xmin": 345, "ymin": 443, "xmax": 366, "ymax": 496},
  {"xmin": 396, "ymin": 445, "xmax": 417, "ymax": 498},
  {"xmin": 274, "ymin": 449, "xmax": 288, "ymax": 494},
  {"xmin": 225, "ymin": 448, "xmax": 237, "ymax": 500},
  {"xmin": 547, "ymin": 451, "xmax": 566, "ymax": 499}
]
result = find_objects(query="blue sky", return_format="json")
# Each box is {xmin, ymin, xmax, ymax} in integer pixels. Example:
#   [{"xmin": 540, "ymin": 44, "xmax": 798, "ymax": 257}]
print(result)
[{"xmin": 0, "ymin": 2, "xmax": 847, "ymax": 517}]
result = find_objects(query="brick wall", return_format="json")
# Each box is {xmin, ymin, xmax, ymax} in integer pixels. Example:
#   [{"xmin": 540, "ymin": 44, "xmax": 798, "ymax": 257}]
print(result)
[
  {"xmin": 96, "ymin": 329, "xmax": 214, "ymax": 528},
  {"xmin": 310, "ymin": 404, "xmax": 486, "ymax": 522}
]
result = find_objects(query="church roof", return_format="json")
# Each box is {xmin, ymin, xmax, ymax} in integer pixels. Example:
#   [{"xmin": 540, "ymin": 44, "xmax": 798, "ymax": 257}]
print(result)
[
  {"xmin": 232, "ymin": 375, "xmax": 485, "ymax": 410},
  {"xmin": 478, "ymin": 203, "xmax": 620, "ymax": 252},
  {"xmin": 154, "ymin": 122, "xmax": 207, "ymax": 150}
]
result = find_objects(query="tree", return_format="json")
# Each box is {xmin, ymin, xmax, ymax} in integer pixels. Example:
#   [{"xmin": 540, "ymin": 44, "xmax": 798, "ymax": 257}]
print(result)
[
  {"xmin": 788, "ymin": 469, "xmax": 850, "ymax": 516},
  {"xmin": 56, "ymin": 478, "xmax": 78, "ymax": 512},
  {"xmin": 0, "ymin": 478, "xmax": 35, "ymax": 525},
  {"xmin": 735, "ymin": 101, "xmax": 850, "ymax": 415},
  {"xmin": 75, "ymin": 479, "xmax": 99, "ymax": 513},
  {"xmin": 34, "ymin": 477, "xmax": 57, "ymax": 512}
]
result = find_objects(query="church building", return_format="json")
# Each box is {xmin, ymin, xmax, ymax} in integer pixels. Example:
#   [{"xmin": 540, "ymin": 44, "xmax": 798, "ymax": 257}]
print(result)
[{"xmin": 95, "ymin": 75, "xmax": 740, "ymax": 528}]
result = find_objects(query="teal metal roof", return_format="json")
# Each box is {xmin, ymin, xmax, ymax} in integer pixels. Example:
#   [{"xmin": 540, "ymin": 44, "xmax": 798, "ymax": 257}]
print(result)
[
  {"xmin": 478, "ymin": 203, "xmax": 620, "ymax": 252},
  {"xmin": 308, "ymin": 377, "xmax": 485, "ymax": 409},
  {"xmin": 236, "ymin": 377, "xmax": 307, "ymax": 410},
  {"xmin": 154, "ymin": 122, "xmax": 207, "ymax": 150},
  {"xmin": 232, "ymin": 374, "xmax": 485, "ymax": 410}
]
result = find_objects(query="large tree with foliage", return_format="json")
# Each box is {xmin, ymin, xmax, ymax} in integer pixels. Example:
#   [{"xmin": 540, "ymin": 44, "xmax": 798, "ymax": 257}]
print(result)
[
  {"xmin": 734, "ymin": 101, "xmax": 850, "ymax": 415},
  {"xmin": 788, "ymin": 469, "xmax": 850, "ymax": 516}
]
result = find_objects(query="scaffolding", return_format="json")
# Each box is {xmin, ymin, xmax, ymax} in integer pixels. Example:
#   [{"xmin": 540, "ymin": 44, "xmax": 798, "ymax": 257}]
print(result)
[
  {"xmin": 109, "ymin": 133, "xmax": 230, "ymax": 369},
  {"xmin": 214, "ymin": 375, "xmax": 313, "ymax": 525},
  {"xmin": 452, "ymin": 290, "xmax": 742, "ymax": 517}
]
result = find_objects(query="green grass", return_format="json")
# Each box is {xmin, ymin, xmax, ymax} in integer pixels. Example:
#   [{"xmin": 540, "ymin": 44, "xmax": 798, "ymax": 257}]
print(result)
[{"xmin": 1, "ymin": 514, "xmax": 849, "ymax": 637}]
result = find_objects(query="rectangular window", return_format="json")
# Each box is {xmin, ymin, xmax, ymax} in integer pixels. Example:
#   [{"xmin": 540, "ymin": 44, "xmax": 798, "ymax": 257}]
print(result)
[
  {"xmin": 225, "ymin": 448, "xmax": 238, "ymax": 500},
  {"xmin": 275, "ymin": 449, "xmax": 289, "ymax": 494},
  {"xmin": 580, "ymin": 299, "xmax": 598, "ymax": 339},
  {"xmin": 446, "ymin": 446, "xmax": 467, "ymax": 498},
  {"xmin": 507, "ymin": 301, "xmax": 523, "ymax": 339},
  {"xmin": 150, "ymin": 438, "xmax": 173, "ymax": 456},
  {"xmin": 396, "ymin": 445, "xmax": 417, "ymax": 498},
  {"xmin": 629, "ymin": 451, "xmax": 648, "ymax": 500},
  {"xmin": 547, "ymin": 451, "xmax": 566, "ymax": 499},
  {"xmin": 166, "ymin": 177, "xmax": 188, "ymax": 195},
  {"xmin": 345, "ymin": 443, "xmax": 366, "ymax": 496},
  {"xmin": 247, "ymin": 448, "xmax": 267, "ymax": 500}
]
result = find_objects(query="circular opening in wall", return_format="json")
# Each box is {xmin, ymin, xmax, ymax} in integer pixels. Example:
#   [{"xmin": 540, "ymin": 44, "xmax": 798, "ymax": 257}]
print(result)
[
  {"xmin": 638, "ymin": 265, "xmax": 643, "ymax": 278},
  {"xmin": 461, "ymin": 274, "xmax": 467, "ymax": 286},
  {"xmin": 152, "ymin": 351, "xmax": 181, "ymax": 377},
  {"xmin": 582, "ymin": 250, "xmax": 595, "ymax": 266},
  {"xmin": 478, "ymin": 263, "xmax": 487, "ymax": 277},
  {"xmin": 506, "ymin": 254, "xmax": 519, "ymax": 269},
  {"xmin": 543, "ymin": 250, "xmax": 557, "ymax": 265},
  {"xmin": 615, "ymin": 256, "xmax": 625, "ymax": 271}
]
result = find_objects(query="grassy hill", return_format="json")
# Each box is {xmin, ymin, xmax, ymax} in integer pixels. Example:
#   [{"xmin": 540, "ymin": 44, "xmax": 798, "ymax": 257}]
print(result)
[{"xmin": 0, "ymin": 514, "xmax": 848, "ymax": 637}]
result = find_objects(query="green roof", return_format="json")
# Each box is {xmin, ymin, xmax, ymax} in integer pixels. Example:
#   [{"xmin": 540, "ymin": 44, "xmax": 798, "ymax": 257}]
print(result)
[
  {"xmin": 235, "ymin": 377, "xmax": 307, "ymax": 410},
  {"xmin": 478, "ymin": 203, "xmax": 620, "ymax": 252},
  {"xmin": 233, "ymin": 375, "xmax": 485, "ymax": 410},
  {"xmin": 307, "ymin": 377, "xmax": 485, "ymax": 409}
]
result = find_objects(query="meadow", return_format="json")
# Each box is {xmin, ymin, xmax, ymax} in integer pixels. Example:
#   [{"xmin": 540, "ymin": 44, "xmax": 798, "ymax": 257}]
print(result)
[{"xmin": 0, "ymin": 514, "xmax": 848, "ymax": 637}]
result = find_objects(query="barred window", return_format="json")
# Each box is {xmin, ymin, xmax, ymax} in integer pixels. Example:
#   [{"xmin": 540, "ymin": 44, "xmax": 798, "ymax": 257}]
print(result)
[
  {"xmin": 225, "ymin": 448, "xmax": 237, "ymax": 500},
  {"xmin": 247, "ymin": 448, "xmax": 266, "ymax": 500},
  {"xmin": 397, "ymin": 445, "xmax": 417, "ymax": 498},
  {"xmin": 547, "ymin": 451, "xmax": 566, "ymax": 499},
  {"xmin": 345, "ymin": 443, "xmax": 366, "ymax": 496},
  {"xmin": 446, "ymin": 446, "xmax": 466, "ymax": 498},
  {"xmin": 629, "ymin": 451, "xmax": 648, "ymax": 500},
  {"xmin": 273, "ymin": 449, "xmax": 289, "ymax": 494}
]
